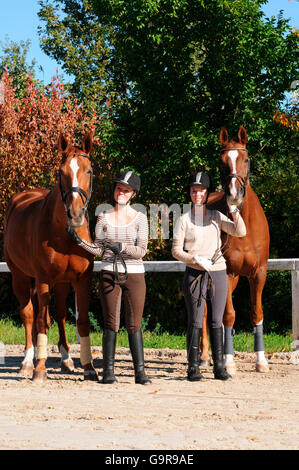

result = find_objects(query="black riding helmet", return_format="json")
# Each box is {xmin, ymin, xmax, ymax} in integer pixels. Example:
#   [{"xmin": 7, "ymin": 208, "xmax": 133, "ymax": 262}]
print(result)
[
  {"xmin": 113, "ymin": 170, "xmax": 141, "ymax": 202},
  {"xmin": 189, "ymin": 171, "xmax": 210, "ymax": 204},
  {"xmin": 189, "ymin": 171, "xmax": 210, "ymax": 189}
]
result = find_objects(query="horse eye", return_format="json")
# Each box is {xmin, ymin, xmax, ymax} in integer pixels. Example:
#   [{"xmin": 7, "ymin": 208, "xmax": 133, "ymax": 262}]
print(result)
[
  {"xmin": 245, "ymin": 158, "xmax": 249, "ymax": 163},
  {"xmin": 87, "ymin": 169, "xmax": 92, "ymax": 175}
]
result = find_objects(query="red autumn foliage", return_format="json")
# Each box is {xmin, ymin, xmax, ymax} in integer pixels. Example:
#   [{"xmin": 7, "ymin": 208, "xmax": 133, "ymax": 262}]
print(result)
[{"xmin": 0, "ymin": 71, "xmax": 101, "ymax": 257}]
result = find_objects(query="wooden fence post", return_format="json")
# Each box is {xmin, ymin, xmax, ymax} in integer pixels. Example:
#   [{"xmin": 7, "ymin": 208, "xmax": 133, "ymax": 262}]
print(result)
[{"xmin": 291, "ymin": 260, "xmax": 299, "ymax": 351}]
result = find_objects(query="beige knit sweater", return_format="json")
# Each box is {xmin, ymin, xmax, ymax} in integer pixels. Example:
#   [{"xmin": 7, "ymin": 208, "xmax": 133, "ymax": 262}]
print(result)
[{"xmin": 172, "ymin": 208, "xmax": 246, "ymax": 271}]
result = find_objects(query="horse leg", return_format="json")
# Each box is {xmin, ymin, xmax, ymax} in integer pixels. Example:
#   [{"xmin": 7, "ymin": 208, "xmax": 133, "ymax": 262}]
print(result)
[
  {"xmin": 9, "ymin": 266, "xmax": 35, "ymax": 376},
  {"xmin": 73, "ymin": 276, "xmax": 98, "ymax": 381},
  {"xmin": 199, "ymin": 305, "xmax": 210, "ymax": 368},
  {"xmin": 31, "ymin": 285, "xmax": 38, "ymax": 354},
  {"xmin": 33, "ymin": 281, "xmax": 51, "ymax": 383},
  {"xmin": 249, "ymin": 265, "xmax": 269, "ymax": 373},
  {"xmin": 53, "ymin": 283, "xmax": 75, "ymax": 373},
  {"xmin": 223, "ymin": 274, "xmax": 239, "ymax": 375}
]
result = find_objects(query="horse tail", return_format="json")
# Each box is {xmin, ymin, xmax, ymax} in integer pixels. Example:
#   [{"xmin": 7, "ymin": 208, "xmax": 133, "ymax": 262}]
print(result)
[{"xmin": 3, "ymin": 195, "xmax": 16, "ymax": 234}]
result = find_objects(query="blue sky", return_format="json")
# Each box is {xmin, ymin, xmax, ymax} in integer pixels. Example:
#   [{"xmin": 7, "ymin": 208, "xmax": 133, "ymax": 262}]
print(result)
[{"xmin": 0, "ymin": 0, "xmax": 298, "ymax": 85}]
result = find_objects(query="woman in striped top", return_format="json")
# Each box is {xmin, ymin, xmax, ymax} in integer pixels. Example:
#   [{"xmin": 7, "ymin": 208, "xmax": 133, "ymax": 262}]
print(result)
[{"xmin": 68, "ymin": 170, "xmax": 151, "ymax": 385}]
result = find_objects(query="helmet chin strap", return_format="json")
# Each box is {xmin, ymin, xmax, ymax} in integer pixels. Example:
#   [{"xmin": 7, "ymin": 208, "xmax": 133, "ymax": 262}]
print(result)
[
  {"xmin": 191, "ymin": 202, "xmax": 206, "ymax": 209},
  {"xmin": 116, "ymin": 193, "xmax": 135, "ymax": 207}
]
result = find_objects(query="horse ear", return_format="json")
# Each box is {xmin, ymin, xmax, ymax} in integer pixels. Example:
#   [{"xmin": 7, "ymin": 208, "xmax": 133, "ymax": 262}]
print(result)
[
  {"xmin": 82, "ymin": 132, "xmax": 93, "ymax": 155},
  {"xmin": 238, "ymin": 126, "xmax": 247, "ymax": 146},
  {"xmin": 219, "ymin": 127, "xmax": 229, "ymax": 147},
  {"xmin": 58, "ymin": 133, "xmax": 70, "ymax": 154}
]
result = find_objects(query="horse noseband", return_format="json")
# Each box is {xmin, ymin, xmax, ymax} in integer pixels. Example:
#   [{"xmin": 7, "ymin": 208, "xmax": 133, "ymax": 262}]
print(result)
[
  {"xmin": 224, "ymin": 172, "xmax": 249, "ymax": 197},
  {"xmin": 61, "ymin": 185, "xmax": 90, "ymax": 207}
]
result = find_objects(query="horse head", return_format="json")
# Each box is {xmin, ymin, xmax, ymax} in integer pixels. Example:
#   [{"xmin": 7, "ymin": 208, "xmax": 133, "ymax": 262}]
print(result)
[
  {"xmin": 58, "ymin": 132, "xmax": 93, "ymax": 228},
  {"xmin": 218, "ymin": 125, "xmax": 250, "ymax": 207}
]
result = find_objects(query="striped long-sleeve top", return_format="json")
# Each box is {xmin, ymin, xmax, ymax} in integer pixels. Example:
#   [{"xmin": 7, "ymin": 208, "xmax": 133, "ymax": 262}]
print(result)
[{"xmin": 78, "ymin": 211, "xmax": 148, "ymax": 273}]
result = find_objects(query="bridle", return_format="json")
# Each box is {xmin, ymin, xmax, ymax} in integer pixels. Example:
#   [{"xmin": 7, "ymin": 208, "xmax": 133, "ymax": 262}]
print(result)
[
  {"xmin": 59, "ymin": 152, "xmax": 93, "ymax": 215},
  {"xmin": 219, "ymin": 147, "xmax": 250, "ymax": 197}
]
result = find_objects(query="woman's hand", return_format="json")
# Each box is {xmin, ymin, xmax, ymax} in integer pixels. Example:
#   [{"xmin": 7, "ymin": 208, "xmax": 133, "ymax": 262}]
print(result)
[
  {"xmin": 192, "ymin": 255, "xmax": 213, "ymax": 272},
  {"xmin": 104, "ymin": 241, "xmax": 123, "ymax": 254},
  {"xmin": 227, "ymin": 203, "xmax": 240, "ymax": 213}
]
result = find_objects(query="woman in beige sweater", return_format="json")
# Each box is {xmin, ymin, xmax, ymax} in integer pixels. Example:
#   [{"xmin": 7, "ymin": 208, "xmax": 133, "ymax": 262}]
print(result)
[{"xmin": 172, "ymin": 171, "xmax": 246, "ymax": 381}]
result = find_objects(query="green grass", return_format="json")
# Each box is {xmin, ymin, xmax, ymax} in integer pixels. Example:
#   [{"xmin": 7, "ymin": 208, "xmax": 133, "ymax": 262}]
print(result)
[{"xmin": 0, "ymin": 319, "xmax": 293, "ymax": 352}]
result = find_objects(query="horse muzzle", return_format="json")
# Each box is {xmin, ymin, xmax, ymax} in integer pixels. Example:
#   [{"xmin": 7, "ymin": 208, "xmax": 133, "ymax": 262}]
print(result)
[
  {"xmin": 226, "ymin": 192, "xmax": 244, "ymax": 207},
  {"xmin": 66, "ymin": 207, "xmax": 86, "ymax": 227},
  {"xmin": 226, "ymin": 178, "xmax": 245, "ymax": 203}
]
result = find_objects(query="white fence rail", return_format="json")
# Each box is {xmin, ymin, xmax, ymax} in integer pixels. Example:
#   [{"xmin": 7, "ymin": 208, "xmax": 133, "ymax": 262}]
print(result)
[{"xmin": 1, "ymin": 259, "xmax": 298, "ymax": 350}]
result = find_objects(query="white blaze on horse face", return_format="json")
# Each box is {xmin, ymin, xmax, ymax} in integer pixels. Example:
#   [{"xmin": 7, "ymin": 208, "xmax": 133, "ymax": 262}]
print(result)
[
  {"xmin": 228, "ymin": 150, "xmax": 239, "ymax": 198},
  {"xmin": 70, "ymin": 157, "xmax": 79, "ymax": 199}
]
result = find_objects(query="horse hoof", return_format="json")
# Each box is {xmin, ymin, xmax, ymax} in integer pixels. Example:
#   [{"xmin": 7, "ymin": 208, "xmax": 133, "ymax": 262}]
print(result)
[
  {"xmin": 199, "ymin": 359, "xmax": 210, "ymax": 369},
  {"xmin": 61, "ymin": 359, "xmax": 75, "ymax": 373},
  {"xmin": 256, "ymin": 363, "xmax": 269, "ymax": 373},
  {"xmin": 83, "ymin": 370, "xmax": 99, "ymax": 382},
  {"xmin": 225, "ymin": 364, "xmax": 237, "ymax": 376},
  {"xmin": 19, "ymin": 364, "xmax": 34, "ymax": 377},
  {"xmin": 32, "ymin": 371, "xmax": 47, "ymax": 383}
]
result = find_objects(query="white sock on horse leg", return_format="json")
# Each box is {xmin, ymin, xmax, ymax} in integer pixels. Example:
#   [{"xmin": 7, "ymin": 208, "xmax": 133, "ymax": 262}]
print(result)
[
  {"xmin": 59, "ymin": 345, "xmax": 72, "ymax": 361},
  {"xmin": 256, "ymin": 350, "xmax": 268, "ymax": 364},
  {"xmin": 22, "ymin": 345, "xmax": 34, "ymax": 364},
  {"xmin": 254, "ymin": 322, "xmax": 268, "ymax": 364},
  {"xmin": 224, "ymin": 353, "xmax": 235, "ymax": 365}
]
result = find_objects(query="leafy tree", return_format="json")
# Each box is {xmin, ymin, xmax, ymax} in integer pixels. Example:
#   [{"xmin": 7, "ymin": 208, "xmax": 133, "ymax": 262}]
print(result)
[
  {"xmin": 39, "ymin": 0, "xmax": 298, "ymax": 254},
  {"xmin": 38, "ymin": 0, "xmax": 114, "ymax": 109},
  {"xmin": 0, "ymin": 37, "xmax": 38, "ymax": 97},
  {"xmin": 0, "ymin": 70, "xmax": 102, "ymax": 258},
  {"xmin": 88, "ymin": 0, "xmax": 298, "ymax": 199},
  {"xmin": 1, "ymin": 0, "xmax": 294, "ymax": 332}
]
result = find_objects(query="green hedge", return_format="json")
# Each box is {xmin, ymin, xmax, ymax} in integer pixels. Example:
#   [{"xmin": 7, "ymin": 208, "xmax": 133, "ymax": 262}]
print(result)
[{"xmin": 0, "ymin": 270, "xmax": 292, "ymax": 335}]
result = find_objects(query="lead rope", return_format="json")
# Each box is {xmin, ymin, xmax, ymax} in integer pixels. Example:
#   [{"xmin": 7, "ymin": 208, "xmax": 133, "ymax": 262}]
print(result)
[
  {"xmin": 102, "ymin": 242, "xmax": 128, "ymax": 284},
  {"xmin": 112, "ymin": 252, "xmax": 128, "ymax": 284},
  {"xmin": 187, "ymin": 264, "xmax": 214, "ymax": 365},
  {"xmin": 187, "ymin": 270, "xmax": 214, "ymax": 366},
  {"xmin": 189, "ymin": 271, "xmax": 214, "ymax": 307}
]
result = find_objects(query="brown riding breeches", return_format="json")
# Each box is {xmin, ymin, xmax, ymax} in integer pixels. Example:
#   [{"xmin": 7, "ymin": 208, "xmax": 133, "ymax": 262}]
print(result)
[{"xmin": 99, "ymin": 270, "xmax": 146, "ymax": 334}]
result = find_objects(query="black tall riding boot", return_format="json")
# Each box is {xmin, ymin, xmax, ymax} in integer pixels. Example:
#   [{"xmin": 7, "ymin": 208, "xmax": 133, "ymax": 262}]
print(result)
[
  {"xmin": 210, "ymin": 327, "xmax": 232, "ymax": 381},
  {"xmin": 186, "ymin": 327, "xmax": 204, "ymax": 381},
  {"xmin": 102, "ymin": 328, "xmax": 118, "ymax": 384},
  {"xmin": 128, "ymin": 329, "xmax": 151, "ymax": 385}
]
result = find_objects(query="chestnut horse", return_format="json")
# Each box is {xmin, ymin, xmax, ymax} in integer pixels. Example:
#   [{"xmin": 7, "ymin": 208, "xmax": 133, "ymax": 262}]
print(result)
[
  {"xmin": 4, "ymin": 132, "xmax": 97, "ymax": 383},
  {"xmin": 201, "ymin": 126, "xmax": 270, "ymax": 374}
]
